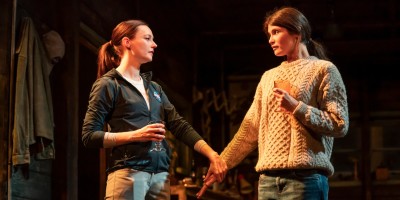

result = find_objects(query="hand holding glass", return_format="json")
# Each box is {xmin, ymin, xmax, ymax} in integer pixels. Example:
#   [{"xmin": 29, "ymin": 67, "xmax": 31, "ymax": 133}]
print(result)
[
  {"xmin": 273, "ymin": 80, "xmax": 291, "ymax": 112},
  {"xmin": 148, "ymin": 120, "xmax": 166, "ymax": 152}
]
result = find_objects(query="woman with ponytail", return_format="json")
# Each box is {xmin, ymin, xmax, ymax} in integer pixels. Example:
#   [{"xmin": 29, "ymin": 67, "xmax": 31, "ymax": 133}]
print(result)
[
  {"xmin": 199, "ymin": 7, "xmax": 349, "ymax": 200},
  {"xmin": 82, "ymin": 19, "xmax": 226, "ymax": 200}
]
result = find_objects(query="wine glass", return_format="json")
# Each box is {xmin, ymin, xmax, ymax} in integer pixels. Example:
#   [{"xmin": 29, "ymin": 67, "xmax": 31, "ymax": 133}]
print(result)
[{"xmin": 148, "ymin": 120, "xmax": 166, "ymax": 152}]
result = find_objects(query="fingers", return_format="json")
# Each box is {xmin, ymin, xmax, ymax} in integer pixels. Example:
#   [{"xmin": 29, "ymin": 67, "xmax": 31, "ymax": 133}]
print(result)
[
  {"xmin": 203, "ymin": 169, "xmax": 221, "ymax": 184},
  {"xmin": 196, "ymin": 184, "xmax": 208, "ymax": 199},
  {"xmin": 219, "ymin": 170, "xmax": 227, "ymax": 182},
  {"xmin": 144, "ymin": 123, "xmax": 166, "ymax": 138},
  {"xmin": 148, "ymin": 125, "xmax": 166, "ymax": 134},
  {"xmin": 196, "ymin": 176, "xmax": 216, "ymax": 199},
  {"xmin": 203, "ymin": 171, "xmax": 212, "ymax": 182},
  {"xmin": 205, "ymin": 173, "xmax": 216, "ymax": 183},
  {"xmin": 220, "ymin": 160, "xmax": 228, "ymax": 181},
  {"xmin": 215, "ymin": 172, "xmax": 223, "ymax": 182},
  {"xmin": 136, "ymin": 128, "xmax": 165, "ymax": 142},
  {"xmin": 212, "ymin": 160, "xmax": 227, "ymax": 182},
  {"xmin": 273, "ymin": 88, "xmax": 285, "ymax": 95},
  {"xmin": 140, "ymin": 132, "xmax": 165, "ymax": 140},
  {"xmin": 208, "ymin": 175, "xmax": 217, "ymax": 185}
]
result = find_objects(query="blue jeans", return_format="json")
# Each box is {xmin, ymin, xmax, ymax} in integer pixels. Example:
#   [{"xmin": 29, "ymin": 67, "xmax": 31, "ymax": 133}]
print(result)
[
  {"xmin": 258, "ymin": 172, "xmax": 328, "ymax": 200},
  {"xmin": 105, "ymin": 168, "xmax": 170, "ymax": 200}
]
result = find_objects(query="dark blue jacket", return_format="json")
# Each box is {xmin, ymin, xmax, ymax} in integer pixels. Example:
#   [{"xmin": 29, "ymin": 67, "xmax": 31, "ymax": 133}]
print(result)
[{"xmin": 82, "ymin": 68, "xmax": 203, "ymax": 173}]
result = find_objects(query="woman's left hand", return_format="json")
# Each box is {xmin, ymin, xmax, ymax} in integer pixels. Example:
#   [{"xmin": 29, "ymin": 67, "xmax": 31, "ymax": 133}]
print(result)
[
  {"xmin": 205, "ymin": 153, "xmax": 227, "ymax": 183},
  {"xmin": 273, "ymin": 88, "xmax": 299, "ymax": 112}
]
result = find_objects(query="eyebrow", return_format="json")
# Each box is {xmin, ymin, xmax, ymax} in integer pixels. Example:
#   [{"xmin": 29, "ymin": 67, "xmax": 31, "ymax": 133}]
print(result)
[
  {"xmin": 144, "ymin": 33, "xmax": 153, "ymax": 37},
  {"xmin": 268, "ymin": 26, "xmax": 283, "ymax": 33},
  {"xmin": 268, "ymin": 28, "xmax": 277, "ymax": 34}
]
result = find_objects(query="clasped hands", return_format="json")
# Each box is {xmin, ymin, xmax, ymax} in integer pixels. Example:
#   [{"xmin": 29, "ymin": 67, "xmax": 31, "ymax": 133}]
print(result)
[{"xmin": 196, "ymin": 154, "xmax": 227, "ymax": 199}]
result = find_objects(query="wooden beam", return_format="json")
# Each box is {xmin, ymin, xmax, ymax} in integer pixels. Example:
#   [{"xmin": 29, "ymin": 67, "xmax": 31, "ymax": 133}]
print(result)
[
  {"xmin": 79, "ymin": 22, "xmax": 106, "ymax": 50},
  {"xmin": 0, "ymin": 0, "xmax": 16, "ymax": 198},
  {"xmin": 59, "ymin": 0, "xmax": 79, "ymax": 199}
]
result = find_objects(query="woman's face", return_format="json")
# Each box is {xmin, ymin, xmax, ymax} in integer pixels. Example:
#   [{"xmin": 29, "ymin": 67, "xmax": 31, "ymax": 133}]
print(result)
[
  {"xmin": 267, "ymin": 25, "xmax": 298, "ymax": 57},
  {"xmin": 129, "ymin": 25, "xmax": 157, "ymax": 64}
]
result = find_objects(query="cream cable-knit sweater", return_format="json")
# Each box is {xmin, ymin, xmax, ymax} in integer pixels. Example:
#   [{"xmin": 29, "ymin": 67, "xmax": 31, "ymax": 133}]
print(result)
[{"xmin": 220, "ymin": 56, "xmax": 349, "ymax": 176}]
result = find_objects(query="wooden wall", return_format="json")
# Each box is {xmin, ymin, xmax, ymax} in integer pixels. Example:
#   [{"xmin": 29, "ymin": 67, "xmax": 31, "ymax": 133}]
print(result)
[
  {"xmin": 0, "ymin": 0, "xmax": 15, "ymax": 198},
  {"xmin": 1, "ymin": 0, "xmax": 400, "ymax": 200},
  {"xmin": 1, "ymin": 0, "xmax": 80, "ymax": 199}
]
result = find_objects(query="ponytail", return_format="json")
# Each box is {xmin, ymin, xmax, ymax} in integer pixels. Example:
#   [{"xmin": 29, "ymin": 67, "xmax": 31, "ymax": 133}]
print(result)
[
  {"xmin": 97, "ymin": 41, "xmax": 120, "ymax": 78},
  {"xmin": 307, "ymin": 38, "xmax": 329, "ymax": 61}
]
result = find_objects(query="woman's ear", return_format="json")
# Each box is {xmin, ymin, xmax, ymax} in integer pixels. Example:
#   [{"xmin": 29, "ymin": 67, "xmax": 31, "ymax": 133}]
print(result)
[
  {"xmin": 122, "ymin": 37, "xmax": 131, "ymax": 49},
  {"xmin": 297, "ymin": 35, "xmax": 302, "ymax": 42},
  {"xmin": 294, "ymin": 35, "xmax": 301, "ymax": 44}
]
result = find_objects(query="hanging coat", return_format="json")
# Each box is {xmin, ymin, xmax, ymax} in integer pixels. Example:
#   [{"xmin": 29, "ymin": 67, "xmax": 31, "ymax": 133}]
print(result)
[{"xmin": 13, "ymin": 17, "xmax": 55, "ymax": 165}]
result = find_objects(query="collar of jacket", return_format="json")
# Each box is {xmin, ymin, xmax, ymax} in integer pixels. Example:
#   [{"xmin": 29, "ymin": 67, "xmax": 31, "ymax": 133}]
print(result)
[
  {"xmin": 140, "ymin": 71, "xmax": 152, "ymax": 90},
  {"xmin": 141, "ymin": 71, "xmax": 152, "ymax": 81},
  {"xmin": 104, "ymin": 68, "xmax": 154, "ymax": 89}
]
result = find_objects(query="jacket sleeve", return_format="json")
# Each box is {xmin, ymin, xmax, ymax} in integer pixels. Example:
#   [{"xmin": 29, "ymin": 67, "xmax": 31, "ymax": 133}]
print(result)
[
  {"xmin": 154, "ymin": 82, "xmax": 203, "ymax": 148},
  {"xmin": 82, "ymin": 78, "xmax": 116, "ymax": 148}
]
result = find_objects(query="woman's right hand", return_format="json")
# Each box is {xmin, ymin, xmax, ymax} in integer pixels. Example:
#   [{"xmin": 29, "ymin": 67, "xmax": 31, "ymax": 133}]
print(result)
[{"xmin": 131, "ymin": 123, "xmax": 166, "ymax": 142}]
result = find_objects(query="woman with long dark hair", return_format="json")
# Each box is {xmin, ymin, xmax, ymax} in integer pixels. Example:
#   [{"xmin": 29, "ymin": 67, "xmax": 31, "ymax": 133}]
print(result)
[{"xmin": 199, "ymin": 7, "xmax": 349, "ymax": 200}]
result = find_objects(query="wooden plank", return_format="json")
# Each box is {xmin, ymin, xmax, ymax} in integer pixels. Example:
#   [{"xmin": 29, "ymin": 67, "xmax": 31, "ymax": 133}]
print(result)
[
  {"xmin": 59, "ymin": 0, "xmax": 79, "ymax": 199},
  {"xmin": 0, "ymin": 0, "xmax": 16, "ymax": 199}
]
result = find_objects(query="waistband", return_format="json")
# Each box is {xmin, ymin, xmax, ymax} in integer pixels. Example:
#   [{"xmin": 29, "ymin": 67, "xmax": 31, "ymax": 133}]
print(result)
[{"xmin": 260, "ymin": 169, "xmax": 328, "ymax": 177}]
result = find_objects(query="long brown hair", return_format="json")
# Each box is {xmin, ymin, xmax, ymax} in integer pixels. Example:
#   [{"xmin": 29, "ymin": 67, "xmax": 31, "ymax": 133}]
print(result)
[
  {"xmin": 96, "ymin": 20, "xmax": 148, "ymax": 78},
  {"xmin": 264, "ymin": 7, "xmax": 329, "ymax": 60}
]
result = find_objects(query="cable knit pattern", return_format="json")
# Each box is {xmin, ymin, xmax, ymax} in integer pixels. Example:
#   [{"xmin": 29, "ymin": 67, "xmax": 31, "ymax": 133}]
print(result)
[{"xmin": 220, "ymin": 56, "xmax": 349, "ymax": 176}]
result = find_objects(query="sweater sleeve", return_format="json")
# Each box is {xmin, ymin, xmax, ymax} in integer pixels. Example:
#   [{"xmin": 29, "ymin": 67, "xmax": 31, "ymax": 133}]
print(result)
[
  {"xmin": 293, "ymin": 64, "xmax": 349, "ymax": 138},
  {"xmin": 220, "ymin": 76, "xmax": 264, "ymax": 169}
]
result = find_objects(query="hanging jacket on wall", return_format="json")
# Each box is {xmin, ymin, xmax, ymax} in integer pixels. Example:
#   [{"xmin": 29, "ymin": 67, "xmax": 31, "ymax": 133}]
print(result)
[{"xmin": 13, "ymin": 17, "xmax": 55, "ymax": 166}]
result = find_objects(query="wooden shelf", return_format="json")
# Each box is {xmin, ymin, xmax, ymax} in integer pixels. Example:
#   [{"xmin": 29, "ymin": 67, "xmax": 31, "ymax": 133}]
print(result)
[
  {"xmin": 372, "ymin": 147, "xmax": 400, "ymax": 152},
  {"xmin": 329, "ymin": 180, "xmax": 362, "ymax": 187},
  {"xmin": 373, "ymin": 179, "xmax": 400, "ymax": 186}
]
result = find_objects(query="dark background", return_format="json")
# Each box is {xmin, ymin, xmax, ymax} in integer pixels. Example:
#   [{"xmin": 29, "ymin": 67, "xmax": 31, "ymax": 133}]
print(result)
[{"xmin": 1, "ymin": 0, "xmax": 400, "ymax": 199}]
